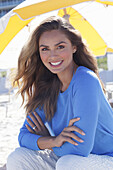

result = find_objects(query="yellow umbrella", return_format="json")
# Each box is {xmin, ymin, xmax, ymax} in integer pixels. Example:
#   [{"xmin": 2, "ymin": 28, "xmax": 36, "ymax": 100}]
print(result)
[
  {"xmin": 58, "ymin": 7, "xmax": 107, "ymax": 56},
  {"xmin": 13, "ymin": 0, "xmax": 113, "ymax": 20},
  {"xmin": 0, "ymin": 0, "xmax": 113, "ymax": 56},
  {"xmin": 107, "ymin": 48, "xmax": 113, "ymax": 53},
  {"xmin": 0, "ymin": 15, "xmax": 33, "ymax": 55},
  {"xmin": 0, "ymin": 0, "xmax": 90, "ymax": 55},
  {"xmin": 96, "ymin": 0, "xmax": 113, "ymax": 6},
  {"xmin": 13, "ymin": 0, "xmax": 91, "ymax": 20}
]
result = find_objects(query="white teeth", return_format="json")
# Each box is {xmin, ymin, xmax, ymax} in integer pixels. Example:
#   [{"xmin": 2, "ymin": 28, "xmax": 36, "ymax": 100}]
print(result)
[{"xmin": 50, "ymin": 61, "xmax": 62, "ymax": 66}]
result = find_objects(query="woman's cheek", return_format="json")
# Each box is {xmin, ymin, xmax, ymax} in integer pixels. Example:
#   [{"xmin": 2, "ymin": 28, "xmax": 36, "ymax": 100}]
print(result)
[{"xmin": 40, "ymin": 53, "xmax": 48, "ymax": 62}]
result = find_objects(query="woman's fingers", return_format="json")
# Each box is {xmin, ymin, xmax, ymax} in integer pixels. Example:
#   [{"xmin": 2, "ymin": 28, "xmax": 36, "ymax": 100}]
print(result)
[
  {"xmin": 68, "ymin": 117, "xmax": 80, "ymax": 126},
  {"xmin": 25, "ymin": 124, "xmax": 35, "ymax": 134},
  {"xmin": 62, "ymin": 131, "xmax": 84, "ymax": 143},
  {"xmin": 27, "ymin": 117, "xmax": 40, "ymax": 133},
  {"xmin": 29, "ymin": 113, "xmax": 41, "ymax": 130},
  {"xmin": 27, "ymin": 117, "xmax": 35, "ymax": 128},
  {"xmin": 62, "ymin": 136, "xmax": 78, "ymax": 146},
  {"xmin": 33, "ymin": 112, "xmax": 44, "ymax": 127},
  {"xmin": 59, "ymin": 117, "xmax": 85, "ymax": 145},
  {"xmin": 68, "ymin": 117, "xmax": 85, "ymax": 136},
  {"xmin": 64, "ymin": 126, "xmax": 85, "ymax": 136},
  {"xmin": 26, "ymin": 113, "xmax": 50, "ymax": 136}
]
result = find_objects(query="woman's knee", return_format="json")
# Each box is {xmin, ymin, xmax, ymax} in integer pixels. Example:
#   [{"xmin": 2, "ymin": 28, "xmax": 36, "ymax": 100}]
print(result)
[
  {"xmin": 7, "ymin": 147, "xmax": 29, "ymax": 169},
  {"xmin": 56, "ymin": 154, "xmax": 86, "ymax": 170},
  {"xmin": 56, "ymin": 155, "xmax": 73, "ymax": 170},
  {"xmin": 56, "ymin": 154, "xmax": 113, "ymax": 170}
]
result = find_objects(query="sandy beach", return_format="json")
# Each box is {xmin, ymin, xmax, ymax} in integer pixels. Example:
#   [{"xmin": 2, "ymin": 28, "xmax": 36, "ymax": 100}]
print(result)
[{"xmin": 0, "ymin": 87, "xmax": 25, "ymax": 169}]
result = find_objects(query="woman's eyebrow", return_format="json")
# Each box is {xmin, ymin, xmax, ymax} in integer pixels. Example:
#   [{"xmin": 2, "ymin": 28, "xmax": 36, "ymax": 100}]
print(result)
[
  {"xmin": 39, "ymin": 41, "xmax": 67, "ymax": 48},
  {"xmin": 55, "ymin": 41, "xmax": 67, "ymax": 46},
  {"xmin": 39, "ymin": 45, "xmax": 49, "ymax": 48}
]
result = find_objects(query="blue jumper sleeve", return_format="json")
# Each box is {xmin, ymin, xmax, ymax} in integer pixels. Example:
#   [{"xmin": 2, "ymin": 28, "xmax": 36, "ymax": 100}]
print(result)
[
  {"xmin": 18, "ymin": 108, "xmax": 46, "ymax": 150},
  {"xmin": 53, "ymin": 71, "xmax": 101, "ymax": 157}
]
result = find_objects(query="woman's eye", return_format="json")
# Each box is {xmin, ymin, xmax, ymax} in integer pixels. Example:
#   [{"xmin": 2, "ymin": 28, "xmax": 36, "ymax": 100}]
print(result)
[
  {"xmin": 41, "ymin": 48, "xmax": 48, "ymax": 51},
  {"xmin": 57, "ymin": 45, "xmax": 65, "ymax": 49}
]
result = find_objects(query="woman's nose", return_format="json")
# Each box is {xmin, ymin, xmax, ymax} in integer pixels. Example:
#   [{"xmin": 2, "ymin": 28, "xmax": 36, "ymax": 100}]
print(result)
[{"xmin": 50, "ymin": 50, "xmax": 57, "ymax": 58}]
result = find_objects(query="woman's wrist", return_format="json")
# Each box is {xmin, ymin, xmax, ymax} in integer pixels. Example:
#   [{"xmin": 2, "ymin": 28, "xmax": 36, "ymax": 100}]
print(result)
[{"xmin": 37, "ymin": 136, "xmax": 56, "ymax": 150}]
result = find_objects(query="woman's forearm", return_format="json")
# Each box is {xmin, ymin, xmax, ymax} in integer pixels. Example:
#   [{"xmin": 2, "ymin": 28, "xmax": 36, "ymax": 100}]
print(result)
[{"xmin": 37, "ymin": 136, "xmax": 56, "ymax": 150}]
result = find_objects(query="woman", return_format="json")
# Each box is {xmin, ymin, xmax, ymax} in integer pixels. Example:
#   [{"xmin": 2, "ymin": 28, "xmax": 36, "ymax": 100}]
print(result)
[{"xmin": 7, "ymin": 16, "xmax": 113, "ymax": 170}]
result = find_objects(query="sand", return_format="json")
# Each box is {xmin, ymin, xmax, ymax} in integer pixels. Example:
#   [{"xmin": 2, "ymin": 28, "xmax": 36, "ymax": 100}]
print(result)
[{"xmin": 0, "ymin": 92, "xmax": 25, "ymax": 169}]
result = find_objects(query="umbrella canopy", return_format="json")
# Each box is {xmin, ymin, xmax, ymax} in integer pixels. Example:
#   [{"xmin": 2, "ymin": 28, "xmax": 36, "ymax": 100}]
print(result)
[
  {"xmin": 13, "ymin": 0, "xmax": 91, "ymax": 20},
  {"xmin": 107, "ymin": 48, "xmax": 113, "ymax": 53},
  {"xmin": 0, "ymin": 0, "xmax": 90, "ymax": 55},
  {"xmin": 0, "ymin": 13, "xmax": 33, "ymax": 54},
  {"xmin": 13, "ymin": 0, "xmax": 113, "ymax": 20},
  {"xmin": 96, "ymin": 0, "xmax": 113, "ymax": 5},
  {"xmin": 58, "ymin": 7, "xmax": 107, "ymax": 56},
  {"xmin": 0, "ymin": 0, "xmax": 113, "ymax": 56}
]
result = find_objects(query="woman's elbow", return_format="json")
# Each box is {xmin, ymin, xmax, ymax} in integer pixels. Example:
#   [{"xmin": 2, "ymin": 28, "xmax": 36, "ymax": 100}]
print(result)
[
  {"xmin": 79, "ymin": 151, "xmax": 90, "ymax": 157},
  {"xmin": 78, "ymin": 143, "xmax": 93, "ymax": 157},
  {"xmin": 18, "ymin": 131, "xmax": 24, "ymax": 147}
]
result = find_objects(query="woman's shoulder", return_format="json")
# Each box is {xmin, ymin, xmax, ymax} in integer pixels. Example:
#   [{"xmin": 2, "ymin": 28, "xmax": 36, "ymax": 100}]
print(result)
[
  {"xmin": 72, "ymin": 66, "xmax": 100, "ymax": 92},
  {"xmin": 74, "ymin": 66, "xmax": 99, "ymax": 83}
]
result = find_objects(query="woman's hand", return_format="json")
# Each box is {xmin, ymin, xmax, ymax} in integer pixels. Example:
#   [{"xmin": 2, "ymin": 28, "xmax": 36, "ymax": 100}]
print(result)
[
  {"xmin": 26, "ymin": 113, "xmax": 85, "ymax": 148},
  {"xmin": 53, "ymin": 117, "xmax": 85, "ymax": 147},
  {"xmin": 26, "ymin": 112, "xmax": 50, "ymax": 136}
]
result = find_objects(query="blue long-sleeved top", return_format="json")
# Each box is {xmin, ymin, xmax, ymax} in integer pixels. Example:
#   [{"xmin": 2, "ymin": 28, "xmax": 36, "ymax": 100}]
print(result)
[{"xmin": 18, "ymin": 66, "xmax": 113, "ymax": 157}]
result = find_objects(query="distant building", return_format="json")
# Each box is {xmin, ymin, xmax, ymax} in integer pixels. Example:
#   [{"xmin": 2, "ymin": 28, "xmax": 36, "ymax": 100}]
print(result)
[
  {"xmin": 107, "ymin": 53, "xmax": 113, "ymax": 71},
  {"xmin": 0, "ymin": 0, "xmax": 24, "ymax": 18}
]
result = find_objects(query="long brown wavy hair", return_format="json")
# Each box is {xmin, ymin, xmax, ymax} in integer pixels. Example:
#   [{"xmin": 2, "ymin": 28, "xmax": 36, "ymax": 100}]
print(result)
[{"xmin": 14, "ymin": 16, "xmax": 104, "ymax": 120}]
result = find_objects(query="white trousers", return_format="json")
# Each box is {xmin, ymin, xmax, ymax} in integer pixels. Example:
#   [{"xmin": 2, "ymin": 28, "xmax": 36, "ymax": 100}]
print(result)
[
  {"xmin": 56, "ymin": 154, "xmax": 113, "ymax": 170},
  {"xmin": 7, "ymin": 147, "xmax": 113, "ymax": 170},
  {"xmin": 7, "ymin": 147, "xmax": 59, "ymax": 170}
]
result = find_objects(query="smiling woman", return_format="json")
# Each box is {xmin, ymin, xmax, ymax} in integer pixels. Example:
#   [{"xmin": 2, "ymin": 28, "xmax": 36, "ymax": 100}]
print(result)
[
  {"xmin": 6, "ymin": 16, "xmax": 113, "ymax": 170},
  {"xmin": 39, "ymin": 30, "xmax": 76, "ymax": 77}
]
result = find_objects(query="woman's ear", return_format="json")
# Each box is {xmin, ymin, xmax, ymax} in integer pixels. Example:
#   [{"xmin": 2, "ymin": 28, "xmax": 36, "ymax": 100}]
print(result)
[{"xmin": 73, "ymin": 46, "xmax": 77, "ymax": 53}]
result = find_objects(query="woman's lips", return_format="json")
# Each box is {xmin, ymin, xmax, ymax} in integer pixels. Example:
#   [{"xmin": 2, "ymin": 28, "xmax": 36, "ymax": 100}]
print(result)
[{"xmin": 49, "ymin": 61, "xmax": 63, "ymax": 67}]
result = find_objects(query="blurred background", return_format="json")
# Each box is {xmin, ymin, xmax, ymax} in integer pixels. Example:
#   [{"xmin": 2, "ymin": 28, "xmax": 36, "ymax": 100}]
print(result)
[{"xmin": 0, "ymin": 0, "xmax": 113, "ymax": 169}]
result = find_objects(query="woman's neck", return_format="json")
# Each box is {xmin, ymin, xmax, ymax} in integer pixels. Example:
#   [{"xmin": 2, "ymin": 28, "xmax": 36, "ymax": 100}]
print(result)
[{"xmin": 58, "ymin": 64, "xmax": 78, "ymax": 92}]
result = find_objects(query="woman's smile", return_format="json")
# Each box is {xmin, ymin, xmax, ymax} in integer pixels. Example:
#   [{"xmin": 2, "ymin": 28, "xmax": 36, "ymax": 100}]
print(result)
[
  {"xmin": 39, "ymin": 30, "xmax": 76, "ymax": 76},
  {"xmin": 49, "ymin": 60, "xmax": 63, "ymax": 67}
]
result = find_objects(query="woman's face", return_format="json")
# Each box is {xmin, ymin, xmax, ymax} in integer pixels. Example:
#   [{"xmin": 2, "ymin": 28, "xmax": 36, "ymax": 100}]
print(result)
[{"xmin": 39, "ymin": 30, "xmax": 76, "ymax": 75}]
